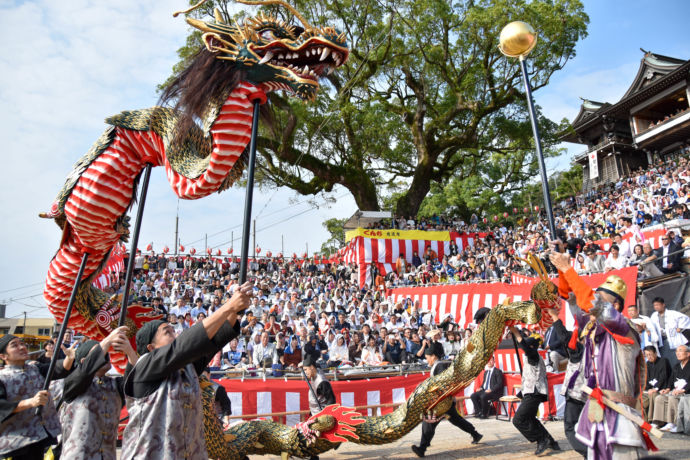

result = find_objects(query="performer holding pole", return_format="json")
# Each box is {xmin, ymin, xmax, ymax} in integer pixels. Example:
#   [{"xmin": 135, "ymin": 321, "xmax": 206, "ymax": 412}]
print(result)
[
  {"xmin": 507, "ymin": 326, "xmax": 561, "ymax": 457},
  {"xmin": 302, "ymin": 355, "xmax": 335, "ymax": 460},
  {"xmin": 56, "ymin": 326, "xmax": 138, "ymax": 460},
  {"xmin": 412, "ymin": 345, "xmax": 483, "ymax": 458},
  {"xmin": 542, "ymin": 302, "xmax": 588, "ymax": 457},
  {"xmin": 121, "ymin": 281, "xmax": 253, "ymax": 460},
  {"xmin": 0, "ymin": 335, "xmax": 75, "ymax": 459}
]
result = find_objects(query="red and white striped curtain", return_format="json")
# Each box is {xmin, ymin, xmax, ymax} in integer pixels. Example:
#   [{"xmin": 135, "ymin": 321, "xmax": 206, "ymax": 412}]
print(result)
[
  {"xmin": 387, "ymin": 266, "xmax": 638, "ymax": 331},
  {"xmin": 92, "ymin": 243, "xmax": 126, "ymax": 289}
]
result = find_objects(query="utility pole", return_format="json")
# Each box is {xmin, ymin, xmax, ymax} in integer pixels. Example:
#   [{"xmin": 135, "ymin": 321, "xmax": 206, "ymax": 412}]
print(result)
[
  {"xmin": 252, "ymin": 219, "xmax": 256, "ymax": 260},
  {"xmin": 174, "ymin": 199, "xmax": 179, "ymax": 255},
  {"xmin": 281, "ymin": 234, "xmax": 284, "ymax": 254},
  {"xmin": 231, "ymin": 231, "xmax": 234, "ymax": 252},
  {"xmin": 205, "ymin": 233, "xmax": 208, "ymax": 252},
  {"xmin": 306, "ymin": 242, "xmax": 309, "ymax": 257},
  {"xmin": 23, "ymin": 311, "xmax": 27, "ymax": 334}
]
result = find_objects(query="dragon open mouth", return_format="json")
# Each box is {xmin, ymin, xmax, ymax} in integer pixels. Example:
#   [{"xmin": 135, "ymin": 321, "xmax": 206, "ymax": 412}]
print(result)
[{"xmin": 255, "ymin": 39, "xmax": 348, "ymax": 82}]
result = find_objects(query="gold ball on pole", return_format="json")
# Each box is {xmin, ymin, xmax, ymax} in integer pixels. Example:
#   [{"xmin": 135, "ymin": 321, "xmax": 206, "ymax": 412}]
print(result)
[{"xmin": 498, "ymin": 21, "xmax": 537, "ymax": 58}]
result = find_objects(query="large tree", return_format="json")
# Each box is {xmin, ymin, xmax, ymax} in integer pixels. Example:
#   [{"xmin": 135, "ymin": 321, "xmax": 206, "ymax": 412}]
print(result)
[{"xmin": 170, "ymin": 0, "xmax": 588, "ymax": 216}]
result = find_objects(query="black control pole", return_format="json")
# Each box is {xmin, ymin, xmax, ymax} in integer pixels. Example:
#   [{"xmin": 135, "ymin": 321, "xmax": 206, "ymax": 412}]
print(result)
[
  {"xmin": 519, "ymin": 56, "xmax": 556, "ymax": 239},
  {"xmin": 118, "ymin": 163, "xmax": 153, "ymax": 327},
  {"xmin": 239, "ymin": 100, "xmax": 261, "ymax": 285},
  {"xmin": 37, "ymin": 251, "xmax": 90, "ymax": 415}
]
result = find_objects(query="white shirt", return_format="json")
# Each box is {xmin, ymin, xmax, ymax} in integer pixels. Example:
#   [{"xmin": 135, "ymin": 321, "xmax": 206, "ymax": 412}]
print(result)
[
  {"xmin": 650, "ymin": 309, "xmax": 690, "ymax": 349},
  {"xmin": 605, "ymin": 253, "xmax": 628, "ymax": 271}
]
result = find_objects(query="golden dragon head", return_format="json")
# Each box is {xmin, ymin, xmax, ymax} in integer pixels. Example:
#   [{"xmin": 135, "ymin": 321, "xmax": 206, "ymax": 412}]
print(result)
[
  {"xmin": 175, "ymin": 0, "xmax": 349, "ymax": 102},
  {"xmin": 517, "ymin": 252, "xmax": 559, "ymax": 330}
]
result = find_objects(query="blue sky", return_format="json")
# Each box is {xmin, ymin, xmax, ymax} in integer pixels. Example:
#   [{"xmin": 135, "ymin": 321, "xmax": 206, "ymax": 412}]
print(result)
[{"xmin": 0, "ymin": 0, "xmax": 688, "ymax": 319}]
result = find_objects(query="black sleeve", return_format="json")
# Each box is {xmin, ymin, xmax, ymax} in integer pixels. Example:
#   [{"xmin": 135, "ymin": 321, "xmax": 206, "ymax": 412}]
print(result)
[
  {"xmin": 550, "ymin": 319, "xmax": 583, "ymax": 362},
  {"xmin": 36, "ymin": 359, "xmax": 71, "ymax": 380},
  {"xmin": 658, "ymin": 359, "xmax": 672, "ymax": 390},
  {"xmin": 316, "ymin": 381, "xmax": 336, "ymax": 406},
  {"xmin": 0, "ymin": 381, "xmax": 18, "ymax": 423},
  {"xmin": 667, "ymin": 365, "xmax": 680, "ymax": 390},
  {"xmin": 125, "ymin": 320, "xmax": 238, "ymax": 398},
  {"xmin": 62, "ymin": 345, "xmax": 109, "ymax": 403}
]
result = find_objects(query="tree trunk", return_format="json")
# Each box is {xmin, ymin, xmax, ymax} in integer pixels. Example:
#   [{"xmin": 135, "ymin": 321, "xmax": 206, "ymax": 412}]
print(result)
[
  {"xmin": 395, "ymin": 160, "xmax": 433, "ymax": 216},
  {"xmin": 344, "ymin": 171, "xmax": 379, "ymax": 211}
]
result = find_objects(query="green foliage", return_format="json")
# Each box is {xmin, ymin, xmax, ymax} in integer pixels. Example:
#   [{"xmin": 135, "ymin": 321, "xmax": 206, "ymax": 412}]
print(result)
[
  {"xmin": 164, "ymin": 0, "xmax": 589, "ymax": 219},
  {"xmin": 320, "ymin": 217, "xmax": 347, "ymax": 255}
]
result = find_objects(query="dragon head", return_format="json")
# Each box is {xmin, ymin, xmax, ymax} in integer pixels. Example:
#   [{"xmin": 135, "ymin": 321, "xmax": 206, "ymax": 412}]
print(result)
[
  {"xmin": 182, "ymin": 0, "xmax": 349, "ymax": 102},
  {"xmin": 517, "ymin": 253, "xmax": 560, "ymax": 330}
]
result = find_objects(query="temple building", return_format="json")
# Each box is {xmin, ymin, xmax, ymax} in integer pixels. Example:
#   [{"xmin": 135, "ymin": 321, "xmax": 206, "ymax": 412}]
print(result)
[{"xmin": 561, "ymin": 50, "xmax": 690, "ymax": 190}]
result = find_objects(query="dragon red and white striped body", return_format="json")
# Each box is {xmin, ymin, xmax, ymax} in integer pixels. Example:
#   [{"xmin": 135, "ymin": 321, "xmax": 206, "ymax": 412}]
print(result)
[{"xmin": 43, "ymin": 83, "xmax": 266, "ymax": 365}]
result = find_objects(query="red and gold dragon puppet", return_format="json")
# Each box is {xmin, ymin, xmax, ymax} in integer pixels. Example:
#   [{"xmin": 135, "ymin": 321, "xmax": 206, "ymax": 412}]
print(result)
[{"xmin": 40, "ymin": 0, "xmax": 349, "ymax": 370}]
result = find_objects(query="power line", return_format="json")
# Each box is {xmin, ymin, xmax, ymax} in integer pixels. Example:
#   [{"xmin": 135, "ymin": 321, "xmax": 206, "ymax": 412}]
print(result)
[
  {"xmin": 211, "ymin": 192, "xmax": 349, "ymax": 249},
  {"xmin": 0, "ymin": 281, "xmax": 45, "ymax": 294}
]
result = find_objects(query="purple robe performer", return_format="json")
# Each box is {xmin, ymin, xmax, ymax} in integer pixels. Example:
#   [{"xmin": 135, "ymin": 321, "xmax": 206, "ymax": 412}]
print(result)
[{"xmin": 553, "ymin": 254, "xmax": 651, "ymax": 460}]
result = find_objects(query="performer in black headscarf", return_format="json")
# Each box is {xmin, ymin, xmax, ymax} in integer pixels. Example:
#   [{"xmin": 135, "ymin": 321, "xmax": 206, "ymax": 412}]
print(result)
[
  {"xmin": 121, "ymin": 281, "xmax": 252, "ymax": 460},
  {"xmin": 508, "ymin": 326, "xmax": 561, "ymax": 457},
  {"xmin": 56, "ymin": 326, "xmax": 137, "ymax": 460},
  {"xmin": 411, "ymin": 345, "xmax": 482, "ymax": 457},
  {"xmin": 0, "ymin": 334, "xmax": 74, "ymax": 459}
]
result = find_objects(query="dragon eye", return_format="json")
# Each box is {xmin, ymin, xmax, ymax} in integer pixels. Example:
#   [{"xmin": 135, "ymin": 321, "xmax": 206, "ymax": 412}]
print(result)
[{"xmin": 260, "ymin": 29, "xmax": 278, "ymax": 41}]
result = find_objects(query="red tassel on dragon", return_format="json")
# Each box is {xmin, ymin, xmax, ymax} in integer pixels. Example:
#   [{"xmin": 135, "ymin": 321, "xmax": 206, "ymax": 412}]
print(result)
[{"xmin": 40, "ymin": 0, "xmax": 349, "ymax": 370}]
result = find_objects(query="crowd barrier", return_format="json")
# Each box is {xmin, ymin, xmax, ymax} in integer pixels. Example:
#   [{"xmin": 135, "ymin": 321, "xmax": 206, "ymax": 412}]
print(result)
[{"xmin": 211, "ymin": 353, "xmax": 564, "ymax": 425}]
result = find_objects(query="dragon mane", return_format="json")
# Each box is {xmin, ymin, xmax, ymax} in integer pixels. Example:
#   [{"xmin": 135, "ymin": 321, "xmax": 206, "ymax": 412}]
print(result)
[{"xmin": 159, "ymin": 48, "xmax": 245, "ymax": 146}]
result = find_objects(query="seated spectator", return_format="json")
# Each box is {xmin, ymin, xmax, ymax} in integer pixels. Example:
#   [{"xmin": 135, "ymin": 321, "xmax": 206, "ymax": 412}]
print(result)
[
  {"xmin": 470, "ymin": 356, "xmax": 504, "ymax": 418},
  {"xmin": 252, "ymin": 331, "xmax": 275, "ymax": 369},
  {"xmin": 383, "ymin": 333, "xmax": 405, "ymax": 364},
  {"xmin": 327, "ymin": 334, "xmax": 350, "ymax": 367},
  {"xmin": 361, "ymin": 336, "xmax": 383, "ymax": 366},
  {"xmin": 655, "ymin": 233, "xmax": 682, "ymax": 274},
  {"xmin": 641, "ymin": 345, "xmax": 671, "ymax": 421},
  {"xmin": 604, "ymin": 245, "xmax": 628, "ymax": 271},
  {"xmin": 443, "ymin": 331, "xmax": 461, "ymax": 358},
  {"xmin": 222, "ymin": 338, "xmax": 246, "ymax": 368},
  {"xmin": 652, "ymin": 345, "xmax": 690, "ymax": 432},
  {"xmin": 348, "ymin": 332, "xmax": 364, "ymax": 364}
]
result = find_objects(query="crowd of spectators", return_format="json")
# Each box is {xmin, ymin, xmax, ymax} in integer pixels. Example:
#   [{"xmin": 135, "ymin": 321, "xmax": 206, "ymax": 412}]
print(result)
[
  {"xmin": 104, "ymin": 253, "xmax": 479, "ymax": 375},
  {"xmin": 91, "ymin": 154, "xmax": 690, "ymax": 377},
  {"xmin": 371, "ymin": 154, "xmax": 690, "ymax": 286}
]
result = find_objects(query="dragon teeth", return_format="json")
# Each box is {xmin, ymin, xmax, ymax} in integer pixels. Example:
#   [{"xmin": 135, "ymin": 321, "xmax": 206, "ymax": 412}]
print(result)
[
  {"xmin": 259, "ymin": 50, "xmax": 274, "ymax": 65},
  {"xmin": 292, "ymin": 52, "xmax": 299, "ymax": 59},
  {"xmin": 278, "ymin": 53, "xmax": 284, "ymax": 59},
  {"xmin": 320, "ymin": 47, "xmax": 330, "ymax": 61},
  {"xmin": 303, "ymin": 65, "xmax": 309, "ymax": 73}
]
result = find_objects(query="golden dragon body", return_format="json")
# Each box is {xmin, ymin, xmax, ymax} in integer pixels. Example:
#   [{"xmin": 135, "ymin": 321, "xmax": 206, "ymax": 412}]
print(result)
[{"xmin": 202, "ymin": 299, "xmax": 541, "ymax": 459}]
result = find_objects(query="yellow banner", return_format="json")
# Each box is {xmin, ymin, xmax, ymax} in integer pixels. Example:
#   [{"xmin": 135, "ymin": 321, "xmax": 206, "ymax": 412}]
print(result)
[{"xmin": 345, "ymin": 228, "xmax": 451, "ymax": 242}]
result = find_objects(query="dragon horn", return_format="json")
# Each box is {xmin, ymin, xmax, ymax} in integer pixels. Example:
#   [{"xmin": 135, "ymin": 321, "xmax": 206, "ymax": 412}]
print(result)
[
  {"xmin": 235, "ymin": 0, "xmax": 312, "ymax": 30},
  {"xmin": 516, "ymin": 253, "xmax": 548, "ymax": 281},
  {"xmin": 173, "ymin": 0, "xmax": 209, "ymax": 17},
  {"xmin": 534, "ymin": 254, "xmax": 550, "ymax": 280},
  {"xmin": 214, "ymin": 7, "xmax": 225, "ymax": 23},
  {"xmin": 529, "ymin": 253, "xmax": 548, "ymax": 281}
]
